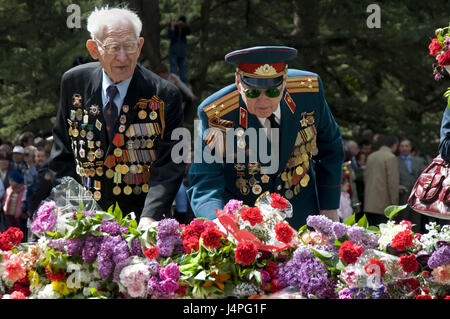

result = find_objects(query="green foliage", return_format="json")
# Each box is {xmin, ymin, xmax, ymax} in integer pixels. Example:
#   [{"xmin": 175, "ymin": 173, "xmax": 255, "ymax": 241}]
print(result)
[
  {"xmin": 1, "ymin": 0, "xmax": 449, "ymax": 155},
  {"xmin": 384, "ymin": 204, "xmax": 408, "ymax": 220}
]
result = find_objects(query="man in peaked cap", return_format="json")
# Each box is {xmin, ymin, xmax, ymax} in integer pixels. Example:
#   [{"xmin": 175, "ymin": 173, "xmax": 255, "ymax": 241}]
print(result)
[{"xmin": 187, "ymin": 46, "xmax": 344, "ymax": 229}]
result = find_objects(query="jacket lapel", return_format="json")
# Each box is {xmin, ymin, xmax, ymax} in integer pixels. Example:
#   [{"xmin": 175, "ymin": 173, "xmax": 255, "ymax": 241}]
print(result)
[{"xmin": 278, "ymin": 92, "xmax": 299, "ymax": 174}]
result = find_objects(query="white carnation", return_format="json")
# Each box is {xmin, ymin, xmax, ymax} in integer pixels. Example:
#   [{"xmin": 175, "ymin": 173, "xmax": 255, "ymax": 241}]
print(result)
[
  {"xmin": 377, "ymin": 221, "xmax": 407, "ymax": 250},
  {"xmin": 36, "ymin": 284, "xmax": 62, "ymax": 299}
]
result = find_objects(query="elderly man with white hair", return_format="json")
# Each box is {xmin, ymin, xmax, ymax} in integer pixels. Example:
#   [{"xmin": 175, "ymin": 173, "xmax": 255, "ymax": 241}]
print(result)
[{"xmin": 49, "ymin": 6, "xmax": 185, "ymax": 228}]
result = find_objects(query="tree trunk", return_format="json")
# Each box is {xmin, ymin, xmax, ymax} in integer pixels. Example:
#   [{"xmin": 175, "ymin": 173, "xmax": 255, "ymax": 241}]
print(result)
[{"xmin": 129, "ymin": 0, "xmax": 161, "ymax": 69}]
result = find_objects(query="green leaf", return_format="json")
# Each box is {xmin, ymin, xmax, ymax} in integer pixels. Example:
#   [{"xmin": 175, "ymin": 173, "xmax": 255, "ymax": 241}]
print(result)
[
  {"xmin": 107, "ymin": 205, "xmax": 114, "ymax": 214},
  {"xmin": 310, "ymin": 248, "xmax": 334, "ymax": 264},
  {"xmin": 343, "ymin": 214, "xmax": 356, "ymax": 226},
  {"xmin": 95, "ymin": 212, "xmax": 114, "ymax": 221},
  {"xmin": 384, "ymin": 204, "xmax": 408, "ymax": 220},
  {"xmin": 357, "ymin": 214, "xmax": 368, "ymax": 228}
]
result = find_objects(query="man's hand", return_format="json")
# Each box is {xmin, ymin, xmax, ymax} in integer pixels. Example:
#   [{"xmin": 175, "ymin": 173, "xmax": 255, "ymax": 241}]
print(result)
[
  {"xmin": 319, "ymin": 209, "xmax": 339, "ymax": 222},
  {"xmin": 138, "ymin": 216, "xmax": 156, "ymax": 231}
]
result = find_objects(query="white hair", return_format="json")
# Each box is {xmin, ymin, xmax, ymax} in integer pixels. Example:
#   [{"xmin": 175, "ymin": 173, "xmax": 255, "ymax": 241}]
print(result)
[{"xmin": 87, "ymin": 6, "xmax": 142, "ymax": 40}]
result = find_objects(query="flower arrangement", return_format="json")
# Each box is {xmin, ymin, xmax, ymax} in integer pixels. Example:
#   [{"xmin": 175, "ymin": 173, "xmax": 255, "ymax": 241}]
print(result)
[
  {"xmin": 1, "ymin": 185, "xmax": 449, "ymax": 299},
  {"xmin": 429, "ymin": 25, "xmax": 450, "ymax": 81}
]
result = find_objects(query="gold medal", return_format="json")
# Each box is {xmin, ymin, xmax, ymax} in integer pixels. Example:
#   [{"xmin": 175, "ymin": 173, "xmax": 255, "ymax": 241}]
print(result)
[
  {"xmin": 311, "ymin": 148, "xmax": 319, "ymax": 156},
  {"xmin": 93, "ymin": 191, "xmax": 102, "ymax": 201},
  {"xmin": 300, "ymin": 145, "xmax": 306, "ymax": 154},
  {"xmin": 137, "ymin": 164, "xmax": 143, "ymax": 174},
  {"xmin": 96, "ymin": 167, "xmax": 104, "ymax": 177},
  {"xmin": 121, "ymin": 164, "xmax": 129, "ymax": 175},
  {"xmin": 72, "ymin": 128, "xmax": 79, "ymax": 137},
  {"xmin": 146, "ymin": 139, "xmax": 154, "ymax": 148},
  {"xmin": 302, "ymin": 153, "xmax": 309, "ymax": 163},
  {"xmin": 296, "ymin": 166, "xmax": 304, "ymax": 175},
  {"xmin": 114, "ymin": 148, "xmax": 123, "ymax": 157},
  {"xmin": 235, "ymin": 177, "xmax": 247, "ymax": 189},
  {"xmin": 106, "ymin": 168, "xmax": 115, "ymax": 179},
  {"xmin": 123, "ymin": 185, "xmax": 132, "ymax": 195},
  {"xmin": 138, "ymin": 110, "xmax": 147, "ymax": 119},
  {"xmin": 281, "ymin": 172, "xmax": 288, "ymax": 182},
  {"xmin": 113, "ymin": 185, "xmax": 121, "ymax": 195},
  {"xmin": 80, "ymin": 129, "xmax": 86, "ymax": 138},
  {"xmin": 306, "ymin": 142, "xmax": 312, "ymax": 152},
  {"xmin": 261, "ymin": 174, "xmax": 270, "ymax": 183},
  {"xmin": 149, "ymin": 111, "xmax": 158, "ymax": 120},
  {"xmin": 68, "ymin": 127, "xmax": 73, "ymax": 136},
  {"xmin": 300, "ymin": 174, "xmax": 310, "ymax": 187},
  {"xmin": 141, "ymin": 183, "xmax": 149, "ymax": 193},
  {"xmin": 248, "ymin": 177, "xmax": 257, "ymax": 187}
]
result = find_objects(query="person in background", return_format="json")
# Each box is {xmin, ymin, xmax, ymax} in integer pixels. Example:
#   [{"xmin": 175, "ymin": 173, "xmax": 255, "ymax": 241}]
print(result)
[
  {"xmin": 19, "ymin": 131, "xmax": 35, "ymax": 148},
  {"xmin": 0, "ymin": 151, "xmax": 12, "ymax": 189},
  {"xmin": 11, "ymin": 145, "xmax": 27, "ymax": 175},
  {"xmin": 23, "ymin": 145, "xmax": 37, "ymax": 170},
  {"xmin": 168, "ymin": 16, "xmax": 191, "ymax": 84},
  {"xmin": 2, "ymin": 170, "xmax": 27, "ymax": 239},
  {"xmin": 154, "ymin": 63, "xmax": 197, "ymax": 102},
  {"xmin": 364, "ymin": 135, "xmax": 399, "ymax": 226},
  {"xmin": 395, "ymin": 139, "xmax": 429, "ymax": 232},
  {"xmin": 338, "ymin": 170, "xmax": 354, "ymax": 222}
]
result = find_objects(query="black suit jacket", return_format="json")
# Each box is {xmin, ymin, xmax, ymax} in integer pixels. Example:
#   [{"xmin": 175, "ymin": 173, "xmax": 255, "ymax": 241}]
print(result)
[{"xmin": 49, "ymin": 62, "xmax": 185, "ymax": 220}]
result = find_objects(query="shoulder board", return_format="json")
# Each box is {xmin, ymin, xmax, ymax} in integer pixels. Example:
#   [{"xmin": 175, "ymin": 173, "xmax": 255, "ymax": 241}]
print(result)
[
  {"xmin": 286, "ymin": 76, "xmax": 319, "ymax": 93},
  {"xmin": 203, "ymin": 90, "xmax": 239, "ymax": 119}
]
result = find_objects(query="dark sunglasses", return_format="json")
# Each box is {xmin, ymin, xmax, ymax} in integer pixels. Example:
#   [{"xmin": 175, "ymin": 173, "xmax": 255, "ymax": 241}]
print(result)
[{"xmin": 243, "ymin": 87, "xmax": 282, "ymax": 99}]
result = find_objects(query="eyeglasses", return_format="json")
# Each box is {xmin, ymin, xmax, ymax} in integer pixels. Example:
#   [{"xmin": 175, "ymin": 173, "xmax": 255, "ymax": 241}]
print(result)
[
  {"xmin": 94, "ymin": 38, "xmax": 140, "ymax": 55},
  {"xmin": 243, "ymin": 87, "xmax": 282, "ymax": 99}
]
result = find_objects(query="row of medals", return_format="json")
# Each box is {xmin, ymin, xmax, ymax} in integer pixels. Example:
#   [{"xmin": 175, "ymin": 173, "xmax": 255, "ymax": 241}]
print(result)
[
  {"xmin": 234, "ymin": 124, "xmax": 318, "ymax": 200},
  {"xmin": 68, "ymin": 94, "xmax": 160, "ymax": 201}
]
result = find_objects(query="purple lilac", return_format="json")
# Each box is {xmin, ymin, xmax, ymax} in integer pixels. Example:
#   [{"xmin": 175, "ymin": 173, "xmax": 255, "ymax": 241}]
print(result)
[
  {"xmin": 347, "ymin": 225, "xmax": 379, "ymax": 250},
  {"xmin": 156, "ymin": 219, "xmax": 182, "ymax": 257},
  {"xmin": 120, "ymin": 226, "xmax": 128, "ymax": 234},
  {"xmin": 112, "ymin": 239, "xmax": 131, "ymax": 264},
  {"xmin": 427, "ymin": 245, "xmax": 450, "ymax": 269},
  {"xmin": 31, "ymin": 200, "xmax": 57, "ymax": 236},
  {"xmin": 260, "ymin": 270, "xmax": 270, "ymax": 287},
  {"xmin": 130, "ymin": 239, "xmax": 141, "ymax": 256},
  {"xmin": 97, "ymin": 236, "xmax": 117, "ymax": 279},
  {"xmin": 66, "ymin": 238, "xmax": 85, "ymax": 256},
  {"xmin": 435, "ymin": 72, "xmax": 444, "ymax": 81},
  {"xmin": 49, "ymin": 239, "xmax": 66, "ymax": 252},
  {"xmin": 332, "ymin": 222, "xmax": 349, "ymax": 240},
  {"xmin": 223, "ymin": 199, "xmax": 243, "ymax": 214},
  {"xmin": 98, "ymin": 220, "xmax": 122, "ymax": 236},
  {"xmin": 148, "ymin": 260, "xmax": 161, "ymax": 276},
  {"xmin": 277, "ymin": 247, "xmax": 337, "ymax": 299},
  {"xmin": 81, "ymin": 235, "xmax": 103, "ymax": 263},
  {"xmin": 306, "ymin": 215, "xmax": 334, "ymax": 237}
]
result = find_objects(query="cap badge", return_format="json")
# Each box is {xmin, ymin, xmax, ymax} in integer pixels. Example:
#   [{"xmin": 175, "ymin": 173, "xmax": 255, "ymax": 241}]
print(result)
[{"xmin": 254, "ymin": 64, "xmax": 277, "ymax": 76}]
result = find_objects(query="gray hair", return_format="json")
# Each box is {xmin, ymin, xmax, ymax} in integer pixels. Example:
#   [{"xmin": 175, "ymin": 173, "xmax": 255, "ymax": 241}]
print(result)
[{"xmin": 87, "ymin": 6, "xmax": 142, "ymax": 40}]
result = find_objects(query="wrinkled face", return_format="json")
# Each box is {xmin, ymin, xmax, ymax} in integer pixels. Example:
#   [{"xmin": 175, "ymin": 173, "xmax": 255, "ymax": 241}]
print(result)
[
  {"xmin": 35, "ymin": 150, "xmax": 48, "ymax": 167},
  {"xmin": 399, "ymin": 140, "xmax": 412, "ymax": 156},
  {"xmin": 236, "ymin": 73, "xmax": 286, "ymax": 118},
  {"xmin": 86, "ymin": 20, "xmax": 144, "ymax": 83}
]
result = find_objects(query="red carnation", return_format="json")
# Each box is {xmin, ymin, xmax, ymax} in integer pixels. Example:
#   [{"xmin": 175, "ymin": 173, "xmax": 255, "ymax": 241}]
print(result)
[
  {"xmin": 270, "ymin": 193, "xmax": 289, "ymax": 210},
  {"xmin": 45, "ymin": 264, "xmax": 67, "ymax": 282},
  {"xmin": 364, "ymin": 258, "xmax": 386, "ymax": 278},
  {"xmin": 241, "ymin": 207, "xmax": 263, "ymax": 226},
  {"xmin": 429, "ymin": 38, "xmax": 443, "ymax": 57},
  {"xmin": 406, "ymin": 278, "xmax": 421, "ymax": 291},
  {"xmin": 200, "ymin": 227, "xmax": 223, "ymax": 249},
  {"xmin": 265, "ymin": 262, "xmax": 278, "ymax": 278},
  {"xmin": 438, "ymin": 50, "xmax": 450, "ymax": 66},
  {"xmin": 416, "ymin": 294, "xmax": 432, "ymax": 299},
  {"xmin": 235, "ymin": 241, "xmax": 258, "ymax": 265},
  {"xmin": 0, "ymin": 227, "xmax": 24, "ymax": 251},
  {"xmin": 339, "ymin": 241, "xmax": 363, "ymax": 264},
  {"xmin": 444, "ymin": 295, "xmax": 450, "ymax": 299},
  {"xmin": 391, "ymin": 230, "xmax": 414, "ymax": 252},
  {"xmin": 270, "ymin": 278, "xmax": 284, "ymax": 293},
  {"xmin": 274, "ymin": 222, "xmax": 294, "ymax": 244},
  {"xmin": 422, "ymin": 270, "xmax": 430, "ymax": 278},
  {"xmin": 144, "ymin": 247, "xmax": 159, "ymax": 260},
  {"xmin": 183, "ymin": 236, "xmax": 199, "ymax": 254},
  {"xmin": 11, "ymin": 282, "xmax": 31, "ymax": 297},
  {"xmin": 398, "ymin": 254, "xmax": 418, "ymax": 273}
]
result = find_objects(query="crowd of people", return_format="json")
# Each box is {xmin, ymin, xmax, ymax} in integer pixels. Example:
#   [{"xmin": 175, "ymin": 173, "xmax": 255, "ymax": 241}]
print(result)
[
  {"xmin": 0, "ymin": 132, "xmax": 54, "ymax": 241},
  {"xmin": 339, "ymin": 127, "xmax": 446, "ymax": 233}
]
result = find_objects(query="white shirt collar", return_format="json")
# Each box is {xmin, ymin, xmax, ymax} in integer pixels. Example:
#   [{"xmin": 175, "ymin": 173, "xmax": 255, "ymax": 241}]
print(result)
[{"xmin": 101, "ymin": 70, "xmax": 133, "ymax": 109}]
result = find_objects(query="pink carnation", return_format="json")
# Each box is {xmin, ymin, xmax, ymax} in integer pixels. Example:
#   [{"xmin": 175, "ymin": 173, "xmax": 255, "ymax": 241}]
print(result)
[{"xmin": 3, "ymin": 253, "xmax": 27, "ymax": 282}]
